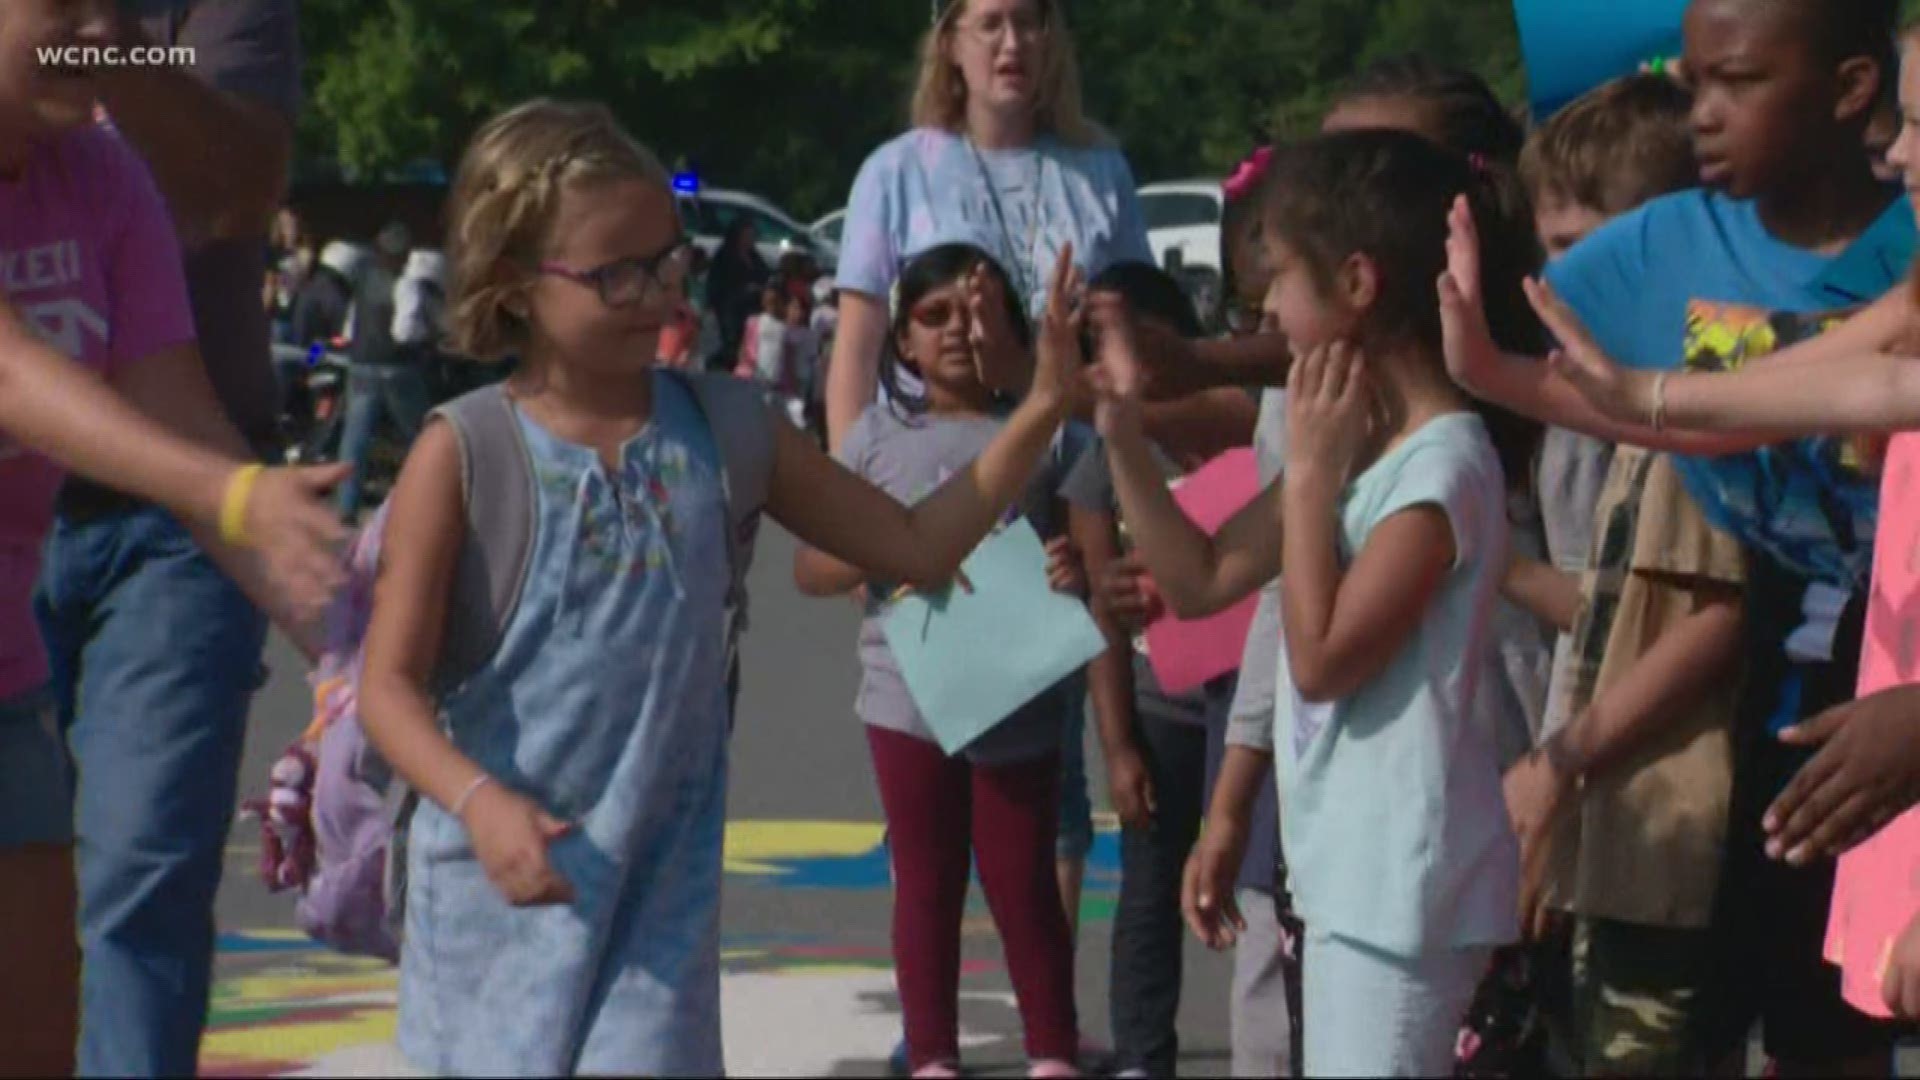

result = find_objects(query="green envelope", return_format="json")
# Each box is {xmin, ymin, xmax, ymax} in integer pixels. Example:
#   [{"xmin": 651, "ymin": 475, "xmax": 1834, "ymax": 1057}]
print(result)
[{"xmin": 882, "ymin": 518, "xmax": 1107, "ymax": 755}]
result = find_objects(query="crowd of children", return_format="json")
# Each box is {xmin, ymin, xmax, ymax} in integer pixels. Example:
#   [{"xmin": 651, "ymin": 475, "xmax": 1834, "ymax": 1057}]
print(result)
[{"xmin": 21, "ymin": 0, "xmax": 1920, "ymax": 1077}]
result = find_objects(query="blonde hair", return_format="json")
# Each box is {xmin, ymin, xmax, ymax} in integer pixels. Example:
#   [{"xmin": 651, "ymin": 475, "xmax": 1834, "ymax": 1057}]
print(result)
[
  {"xmin": 445, "ymin": 99, "xmax": 672, "ymax": 361},
  {"xmin": 910, "ymin": 0, "xmax": 1100, "ymax": 146}
]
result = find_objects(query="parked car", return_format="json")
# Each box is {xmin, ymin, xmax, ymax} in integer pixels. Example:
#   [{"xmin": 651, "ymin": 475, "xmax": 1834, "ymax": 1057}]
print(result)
[
  {"xmin": 677, "ymin": 186, "xmax": 839, "ymax": 272},
  {"xmin": 811, "ymin": 208, "xmax": 846, "ymax": 248},
  {"xmin": 1137, "ymin": 180, "xmax": 1226, "ymax": 329}
]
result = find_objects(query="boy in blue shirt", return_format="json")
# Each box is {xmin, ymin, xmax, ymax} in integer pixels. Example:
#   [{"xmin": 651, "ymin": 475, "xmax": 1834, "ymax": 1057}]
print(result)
[{"xmin": 1443, "ymin": 0, "xmax": 1913, "ymax": 1072}]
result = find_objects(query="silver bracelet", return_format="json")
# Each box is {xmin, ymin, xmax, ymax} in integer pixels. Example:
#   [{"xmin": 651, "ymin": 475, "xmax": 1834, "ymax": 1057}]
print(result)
[
  {"xmin": 1650, "ymin": 371, "xmax": 1671, "ymax": 432},
  {"xmin": 450, "ymin": 774, "xmax": 493, "ymax": 818}
]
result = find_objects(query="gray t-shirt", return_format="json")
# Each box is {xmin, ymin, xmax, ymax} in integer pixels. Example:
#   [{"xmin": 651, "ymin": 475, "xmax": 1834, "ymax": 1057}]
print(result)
[
  {"xmin": 139, "ymin": 0, "xmax": 302, "ymax": 451},
  {"xmin": 837, "ymin": 404, "xmax": 1095, "ymax": 763},
  {"xmin": 1536, "ymin": 426, "xmax": 1616, "ymax": 739}
]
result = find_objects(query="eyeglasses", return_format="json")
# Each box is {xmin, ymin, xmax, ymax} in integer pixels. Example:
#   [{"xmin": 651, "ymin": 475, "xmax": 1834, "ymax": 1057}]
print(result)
[
  {"xmin": 908, "ymin": 297, "xmax": 968, "ymax": 329},
  {"xmin": 540, "ymin": 237, "xmax": 693, "ymax": 308},
  {"xmin": 954, "ymin": 10, "xmax": 1048, "ymax": 46}
]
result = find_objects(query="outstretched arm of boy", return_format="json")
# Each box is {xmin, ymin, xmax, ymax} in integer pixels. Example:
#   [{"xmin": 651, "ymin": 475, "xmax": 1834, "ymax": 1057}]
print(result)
[
  {"xmin": 1073, "ymin": 504, "xmax": 1153, "ymax": 830},
  {"xmin": 1090, "ymin": 298, "xmax": 1281, "ymax": 618},
  {"xmin": 770, "ymin": 247, "xmax": 1078, "ymax": 589},
  {"xmin": 1281, "ymin": 345, "xmax": 1452, "ymax": 704},
  {"xmin": 1505, "ymin": 580, "xmax": 1743, "ymax": 937},
  {"xmin": 1503, "ymin": 555, "xmax": 1584, "ymax": 633},
  {"xmin": 1183, "ymin": 744, "xmax": 1270, "ymax": 950},
  {"xmin": 1438, "ymin": 196, "xmax": 1911, "ymax": 453},
  {"xmin": 358, "ymin": 425, "xmax": 573, "ymax": 908}
]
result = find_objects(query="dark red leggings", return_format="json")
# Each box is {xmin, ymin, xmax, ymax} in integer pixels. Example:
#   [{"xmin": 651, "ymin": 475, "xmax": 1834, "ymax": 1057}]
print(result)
[{"xmin": 866, "ymin": 726, "xmax": 1079, "ymax": 1070}]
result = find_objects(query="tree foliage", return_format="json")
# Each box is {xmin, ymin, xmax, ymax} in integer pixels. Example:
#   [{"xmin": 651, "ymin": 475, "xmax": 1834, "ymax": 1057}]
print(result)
[{"xmin": 295, "ymin": 0, "xmax": 1532, "ymax": 218}]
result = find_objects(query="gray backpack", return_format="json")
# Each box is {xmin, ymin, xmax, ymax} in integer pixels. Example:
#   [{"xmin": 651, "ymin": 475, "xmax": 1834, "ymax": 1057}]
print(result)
[{"xmin": 369, "ymin": 369, "xmax": 775, "ymax": 951}]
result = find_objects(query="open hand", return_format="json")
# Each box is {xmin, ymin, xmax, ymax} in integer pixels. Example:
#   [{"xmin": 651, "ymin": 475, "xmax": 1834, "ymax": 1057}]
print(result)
[
  {"xmin": 1527, "ymin": 276, "xmax": 1660, "ymax": 427},
  {"xmin": 248, "ymin": 464, "xmax": 351, "ymax": 625},
  {"xmin": 1764, "ymin": 684, "xmax": 1920, "ymax": 866},
  {"xmin": 1085, "ymin": 291, "xmax": 1149, "ymax": 437},
  {"xmin": 461, "ymin": 781, "xmax": 576, "ymax": 907},
  {"xmin": 1438, "ymin": 194, "xmax": 1501, "ymax": 395},
  {"xmin": 1284, "ymin": 341, "xmax": 1374, "ymax": 487},
  {"xmin": 1030, "ymin": 243, "xmax": 1084, "ymax": 410},
  {"xmin": 969, "ymin": 261, "xmax": 1032, "ymax": 395},
  {"xmin": 1182, "ymin": 819, "xmax": 1248, "ymax": 950}
]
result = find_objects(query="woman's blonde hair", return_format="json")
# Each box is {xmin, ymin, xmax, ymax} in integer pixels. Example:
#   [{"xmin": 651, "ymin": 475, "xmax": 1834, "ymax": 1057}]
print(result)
[
  {"xmin": 445, "ymin": 98, "xmax": 672, "ymax": 361},
  {"xmin": 910, "ymin": 0, "xmax": 1099, "ymax": 146}
]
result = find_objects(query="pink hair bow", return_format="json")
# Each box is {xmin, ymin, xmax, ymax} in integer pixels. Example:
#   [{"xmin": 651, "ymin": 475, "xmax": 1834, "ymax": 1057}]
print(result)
[{"xmin": 1222, "ymin": 145, "xmax": 1275, "ymax": 203}]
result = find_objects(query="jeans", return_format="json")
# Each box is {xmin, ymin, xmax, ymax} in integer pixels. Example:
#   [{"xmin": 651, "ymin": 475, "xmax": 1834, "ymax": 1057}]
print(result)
[
  {"xmin": 867, "ymin": 727, "xmax": 1078, "ymax": 1071},
  {"xmin": 1057, "ymin": 688, "xmax": 1094, "ymax": 862},
  {"xmin": 1108, "ymin": 713, "xmax": 1209, "ymax": 1076},
  {"xmin": 337, "ymin": 363, "xmax": 433, "ymax": 517},
  {"xmin": 35, "ymin": 507, "xmax": 267, "ymax": 1077}
]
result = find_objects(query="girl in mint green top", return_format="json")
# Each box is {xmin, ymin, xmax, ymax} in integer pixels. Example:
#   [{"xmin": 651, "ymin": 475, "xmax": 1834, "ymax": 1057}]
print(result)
[{"xmin": 1089, "ymin": 130, "xmax": 1544, "ymax": 1076}]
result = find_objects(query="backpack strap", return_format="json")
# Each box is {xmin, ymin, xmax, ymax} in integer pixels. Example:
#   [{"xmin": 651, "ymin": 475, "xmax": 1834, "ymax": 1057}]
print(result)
[
  {"xmin": 661, "ymin": 370, "xmax": 776, "ymax": 668},
  {"xmin": 428, "ymin": 383, "xmax": 539, "ymax": 692}
]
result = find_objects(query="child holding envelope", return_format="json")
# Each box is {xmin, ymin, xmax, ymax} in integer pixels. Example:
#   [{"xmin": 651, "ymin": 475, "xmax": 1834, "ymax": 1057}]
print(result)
[{"xmin": 793, "ymin": 243, "xmax": 1104, "ymax": 1079}]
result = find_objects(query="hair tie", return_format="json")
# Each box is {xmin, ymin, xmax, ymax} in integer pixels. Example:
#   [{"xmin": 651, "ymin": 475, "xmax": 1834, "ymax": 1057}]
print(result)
[{"xmin": 1222, "ymin": 145, "xmax": 1275, "ymax": 203}]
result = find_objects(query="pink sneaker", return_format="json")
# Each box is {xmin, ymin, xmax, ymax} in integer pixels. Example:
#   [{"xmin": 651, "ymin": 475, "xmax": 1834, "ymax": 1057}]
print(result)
[
  {"xmin": 1028, "ymin": 1059, "xmax": 1080, "ymax": 1079},
  {"xmin": 911, "ymin": 1063, "xmax": 959, "ymax": 1079}
]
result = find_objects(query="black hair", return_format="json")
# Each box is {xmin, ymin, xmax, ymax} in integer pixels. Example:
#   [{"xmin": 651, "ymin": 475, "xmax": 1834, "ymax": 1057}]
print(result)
[
  {"xmin": 1333, "ymin": 55, "xmax": 1527, "ymax": 165},
  {"xmin": 1088, "ymin": 261, "xmax": 1204, "ymax": 339},
  {"xmin": 1219, "ymin": 188, "xmax": 1269, "ymax": 332},
  {"xmin": 1261, "ymin": 129, "xmax": 1546, "ymax": 485},
  {"xmin": 880, "ymin": 243, "xmax": 1030, "ymax": 418},
  {"xmin": 1750, "ymin": 0, "xmax": 1900, "ymax": 69}
]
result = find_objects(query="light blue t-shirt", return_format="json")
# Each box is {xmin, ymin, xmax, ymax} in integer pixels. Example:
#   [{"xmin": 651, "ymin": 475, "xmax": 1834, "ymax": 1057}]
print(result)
[
  {"xmin": 1544, "ymin": 188, "xmax": 1916, "ymax": 594},
  {"xmin": 1275, "ymin": 413, "xmax": 1519, "ymax": 959},
  {"xmin": 838, "ymin": 127, "xmax": 1154, "ymax": 319}
]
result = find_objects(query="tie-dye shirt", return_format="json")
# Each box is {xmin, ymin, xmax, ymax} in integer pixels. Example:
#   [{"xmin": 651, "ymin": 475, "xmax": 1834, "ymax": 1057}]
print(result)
[
  {"xmin": 837, "ymin": 127, "xmax": 1153, "ymax": 319},
  {"xmin": 0, "ymin": 125, "xmax": 196, "ymax": 699}
]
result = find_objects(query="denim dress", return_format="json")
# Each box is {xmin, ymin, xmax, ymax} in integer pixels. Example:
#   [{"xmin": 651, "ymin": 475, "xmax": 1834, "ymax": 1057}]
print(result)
[{"xmin": 398, "ymin": 373, "xmax": 734, "ymax": 1076}]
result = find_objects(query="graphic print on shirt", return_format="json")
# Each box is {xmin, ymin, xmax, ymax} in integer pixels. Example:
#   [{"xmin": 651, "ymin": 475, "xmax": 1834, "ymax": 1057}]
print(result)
[
  {"xmin": 0, "ymin": 240, "xmax": 108, "ymax": 464},
  {"xmin": 1677, "ymin": 300, "xmax": 1880, "ymax": 588}
]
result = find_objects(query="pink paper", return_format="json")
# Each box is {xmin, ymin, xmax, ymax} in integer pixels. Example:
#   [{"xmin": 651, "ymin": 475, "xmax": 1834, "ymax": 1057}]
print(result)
[
  {"xmin": 1144, "ymin": 450, "xmax": 1263, "ymax": 695},
  {"xmin": 1826, "ymin": 433, "xmax": 1920, "ymax": 1019}
]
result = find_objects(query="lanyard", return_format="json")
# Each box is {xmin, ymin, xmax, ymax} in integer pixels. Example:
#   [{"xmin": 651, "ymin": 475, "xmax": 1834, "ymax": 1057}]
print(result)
[{"xmin": 966, "ymin": 138, "xmax": 1046, "ymax": 306}]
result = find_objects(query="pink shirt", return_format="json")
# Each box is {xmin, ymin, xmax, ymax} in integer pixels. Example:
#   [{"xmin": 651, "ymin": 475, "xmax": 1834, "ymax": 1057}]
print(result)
[
  {"xmin": 0, "ymin": 125, "xmax": 196, "ymax": 700},
  {"xmin": 1826, "ymin": 432, "xmax": 1920, "ymax": 1017}
]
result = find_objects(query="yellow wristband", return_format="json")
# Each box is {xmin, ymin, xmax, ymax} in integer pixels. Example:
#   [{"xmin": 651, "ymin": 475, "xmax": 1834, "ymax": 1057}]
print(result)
[{"xmin": 219, "ymin": 464, "xmax": 264, "ymax": 547}]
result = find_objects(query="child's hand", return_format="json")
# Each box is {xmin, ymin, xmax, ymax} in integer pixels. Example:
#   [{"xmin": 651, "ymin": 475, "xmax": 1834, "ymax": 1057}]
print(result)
[
  {"xmin": 1503, "ymin": 745, "xmax": 1573, "ymax": 940},
  {"xmin": 1182, "ymin": 818, "xmax": 1248, "ymax": 950},
  {"xmin": 1764, "ymin": 684, "xmax": 1920, "ymax": 866},
  {"xmin": 1883, "ymin": 909, "xmax": 1920, "ymax": 1019},
  {"xmin": 249, "ymin": 464, "xmax": 351, "ymax": 624},
  {"xmin": 1284, "ymin": 341, "xmax": 1374, "ymax": 490},
  {"xmin": 1097, "ymin": 554, "xmax": 1163, "ymax": 635},
  {"xmin": 1438, "ymin": 194, "xmax": 1501, "ymax": 396},
  {"xmin": 1105, "ymin": 740, "xmax": 1157, "ymax": 831},
  {"xmin": 460, "ymin": 781, "xmax": 576, "ymax": 907},
  {"xmin": 1030, "ymin": 243, "xmax": 1084, "ymax": 410},
  {"xmin": 970, "ymin": 259, "xmax": 1033, "ymax": 395},
  {"xmin": 1528, "ymin": 277, "xmax": 1659, "ymax": 426},
  {"xmin": 1044, "ymin": 536, "xmax": 1086, "ymax": 597},
  {"xmin": 1086, "ymin": 291, "xmax": 1148, "ymax": 438}
]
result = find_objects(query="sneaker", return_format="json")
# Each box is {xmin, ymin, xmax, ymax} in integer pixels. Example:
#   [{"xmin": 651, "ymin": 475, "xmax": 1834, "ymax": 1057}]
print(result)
[
  {"xmin": 912, "ymin": 1063, "xmax": 960, "ymax": 1079},
  {"xmin": 1077, "ymin": 1038, "xmax": 1114, "ymax": 1072},
  {"xmin": 1028, "ymin": 1059, "xmax": 1080, "ymax": 1079}
]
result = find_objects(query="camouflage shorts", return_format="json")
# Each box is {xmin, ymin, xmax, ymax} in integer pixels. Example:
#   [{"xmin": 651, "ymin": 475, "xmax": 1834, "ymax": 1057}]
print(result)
[{"xmin": 1568, "ymin": 917, "xmax": 1713, "ymax": 1076}]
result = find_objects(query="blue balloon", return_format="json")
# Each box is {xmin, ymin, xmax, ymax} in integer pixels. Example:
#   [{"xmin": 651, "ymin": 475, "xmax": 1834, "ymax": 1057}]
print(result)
[{"xmin": 1515, "ymin": 0, "xmax": 1688, "ymax": 116}]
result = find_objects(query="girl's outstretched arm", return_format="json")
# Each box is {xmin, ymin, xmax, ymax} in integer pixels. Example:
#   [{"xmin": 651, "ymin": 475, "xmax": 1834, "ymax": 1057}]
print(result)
[
  {"xmin": 1089, "ymin": 296, "xmax": 1280, "ymax": 619},
  {"xmin": 1439, "ymin": 195, "xmax": 1914, "ymax": 453},
  {"xmin": 771, "ymin": 247, "xmax": 1080, "ymax": 589},
  {"xmin": 1282, "ymin": 345, "xmax": 1456, "ymax": 704}
]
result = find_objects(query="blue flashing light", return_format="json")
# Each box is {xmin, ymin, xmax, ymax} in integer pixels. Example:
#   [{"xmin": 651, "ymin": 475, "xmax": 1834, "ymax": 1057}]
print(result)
[{"xmin": 672, "ymin": 171, "xmax": 700, "ymax": 195}]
